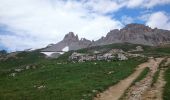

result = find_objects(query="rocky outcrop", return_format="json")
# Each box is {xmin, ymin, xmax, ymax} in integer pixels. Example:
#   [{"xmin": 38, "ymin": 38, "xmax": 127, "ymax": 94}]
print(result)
[
  {"xmin": 69, "ymin": 49, "xmax": 133, "ymax": 62},
  {"xmin": 42, "ymin": 32, "xmax": 92, "ymax": 52},
  {"xmin": 42, "ymin": 24, "xmax": 170, "ymax": 52},
  {"xmin": 95, "ymin": 23, "xmax": 170, "ymax": 46}
]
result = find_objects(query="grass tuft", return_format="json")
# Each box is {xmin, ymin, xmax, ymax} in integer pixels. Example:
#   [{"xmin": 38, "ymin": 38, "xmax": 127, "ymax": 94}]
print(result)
[
  {"xmin": 132, "ymin": 67, "xmax": 150, "ymax": 85},
  {"xmin": 163, "ymin": 64, "xmax": 170, "ymax": 100}
]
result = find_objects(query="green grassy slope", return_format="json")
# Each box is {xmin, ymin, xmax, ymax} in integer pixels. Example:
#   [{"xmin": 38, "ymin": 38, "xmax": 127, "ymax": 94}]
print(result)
[
  {"xmin": 1, "ymin": 43, "xmax": 170, "ymax": 100},
  {"xmin": 143, "ymin": 46, "xmax": 170, "ymax": 56},
  {"xmin": 0, "ymin": 51, "xmax": 45, "ymax": 70},
  {"xmin": 0, "ymin": 57, "xmax": 146, "ymax": 100},
  {"xmin": 77, "ymin": 43, "xmax": 149, "ymax": 53}
]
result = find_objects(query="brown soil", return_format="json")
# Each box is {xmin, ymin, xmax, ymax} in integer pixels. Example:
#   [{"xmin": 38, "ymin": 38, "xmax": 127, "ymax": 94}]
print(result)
[
  {"xmin": 94, "ymin": 58, "xmax": 159, "ymax": 100},
  {"xmin": 142, "ymin": 69, "xmax": 166, "ymax": 100},
  {"xmin": 142, "ymin": 58, "xmax": 170, "ymax": 100},
  {"xmin": 123, "ymin": 58, "xmax": 163, "ymax": 100}
]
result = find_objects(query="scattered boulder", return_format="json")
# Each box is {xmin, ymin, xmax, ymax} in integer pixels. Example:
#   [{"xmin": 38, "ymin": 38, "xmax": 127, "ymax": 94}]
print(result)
[
  {"xmin": 14, "ymin": 68, "xmax": 23, "ymax": 72},
  {"xmin": 37, "ymin": 85, "xmax": 46, "ymax": 89},
  {"xmin": 92, "ymin": 89, "xmax": 98, "ymax": 93},
  {"xmin": 117, "ymin": 53, "xmax": 128, "ymax": 60},
  {"xmin": 32, "ymin": 65, "xmax": 36, "ymax": 69},
  {"xmin": 103, "ymin": 53, "xmax": 115, "ymax": 60},
  {"xmin": 136, "ymin": 46, "xmax": 144, "ymax": 51},
  {"xmin": 108, "ymin": 71, "xmax": 114, "ymax": 75},
  {"xmin": 26, "ymin": 65, "xmax": 30, "ymax": 70},
  {"xmin": 69, "ymin": 49, "xmax": 129, "ymax": 62},
  {"xmin": 34, "ymin": 85, "xmax": 46, "ymax": 89},
  {"xmin": 9, "ymin": 73, "xmax": 16, "ymax": 77},
  {"xmin": 94, "ymin": 62, "xmax": 97, "ymax": 65},
  {"xmin": 70, "ymin": 52, "xmax": 84, "ymax": 60},
  {"xmin": 109, "ymin": 49, "xmax": 124, "ymax": 54},
  {"xmin": 57, "ymin": 62, "xmax": 62, "ymax": 64},
  {"xmin": 94, "ymin": 51, "xmax": 100, "ymax": 54}
]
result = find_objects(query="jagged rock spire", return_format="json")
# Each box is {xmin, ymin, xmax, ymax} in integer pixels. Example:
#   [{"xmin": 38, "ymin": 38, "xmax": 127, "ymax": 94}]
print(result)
[{"xmin": 63, "ymin": 32, "xmax": 79, "ymax": 42}]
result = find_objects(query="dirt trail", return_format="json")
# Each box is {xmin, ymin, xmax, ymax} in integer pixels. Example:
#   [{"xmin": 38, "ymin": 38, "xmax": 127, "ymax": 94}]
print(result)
[
  {"xmin": 123, "ymin": 58, "xmax": 164, "ymax": 100},
  {"xmin": 142, "ymin": 69, "xmax": 166, "ymax": 100},
  {"xmin": 94, "ymin": 58, "xmax": 158, "ymax": 100},
  {"xmin": 165, "ymin": 58, "xmax": 170, "ymax": 66},
  {"xmin": 142, "ymin": 58, "xmax": 170, "ymax": 100}
]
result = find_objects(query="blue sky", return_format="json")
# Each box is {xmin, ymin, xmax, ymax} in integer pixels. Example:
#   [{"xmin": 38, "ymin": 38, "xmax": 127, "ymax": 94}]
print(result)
[{"xmin": 0, "ymin": 0, "xmax": 170, "ymax": 52}]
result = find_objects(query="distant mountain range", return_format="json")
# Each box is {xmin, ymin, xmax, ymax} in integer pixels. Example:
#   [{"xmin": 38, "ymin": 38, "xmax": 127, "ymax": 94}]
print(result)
[{"xmin": 42, "ymin": 23, "xmax": 170, "ymax": 52}]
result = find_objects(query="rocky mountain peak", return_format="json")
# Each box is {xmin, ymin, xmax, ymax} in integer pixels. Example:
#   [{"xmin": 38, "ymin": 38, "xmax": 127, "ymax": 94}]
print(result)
[
  {"xmin": 42, "ymin": 23, "xmax": 170, "ymax": 52},
  {"xmin": 106, "ymin": 29, "xmax": 119, "ymax": 37},
  {"xmin": 80, "ymin": 38, "xmax": 90, "ymax": 41},
  {"xmin": 123, "ymin": 23, "xmax": 146, "ymax": 29},
  {"xmin": 122, "ymin": 23, "xmax": 152, "ymax": 32},
  {"xmin": 63, "ymin": 32, "xmax": 79, "ymax": 42}
]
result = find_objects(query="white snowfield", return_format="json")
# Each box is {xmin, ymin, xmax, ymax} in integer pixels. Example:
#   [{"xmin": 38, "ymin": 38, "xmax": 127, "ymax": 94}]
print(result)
[
  {"xmin": 62, "ymin": 46, "xmax": 69, "ymax": 52},
  {"xmin": 41, "ymin": 46, "xmax": 69, "ymax": 56}
]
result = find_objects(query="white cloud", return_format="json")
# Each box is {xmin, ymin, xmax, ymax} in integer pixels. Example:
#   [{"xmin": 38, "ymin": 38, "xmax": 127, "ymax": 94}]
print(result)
[
  {"xmin": 126, "ymin": 0, "xmax": 170, "ymax": 8},
  {"xmin": 144, "ymin": 0, "xmax": 170, "ymax": 8},
  {"xmin": 0, "ymin": 0, "xmax": 123, "ymax": 51},
  {"xmin": 127, "ymin": 0, "xmax": 144, "ymax": 8},
  {"xmin": 146, "ymin": 11, "xmax": 170, "ymax": 30},
  {"xmin": 84, "ymin": 0, "xmax": 124, "ymax": 14},
  {"xmin": 0, "ymin": 35, "xmax": 50, "ymax": 51},
  {"xmin": 121, "ymin": 16, "xmax": 134, "ymax": 25}
]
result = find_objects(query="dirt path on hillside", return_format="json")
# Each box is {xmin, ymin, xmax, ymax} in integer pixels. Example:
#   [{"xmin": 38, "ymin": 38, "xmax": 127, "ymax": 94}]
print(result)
[
  {"xmin": 141, "ymin": 69, "xmax": 166, "ymax": 100},
  {"xmin": 165, "ymin": 58, "xmax": 170, "ymax": 67},
  {"xmin": 94, "ymin": 58, "xmax": 159, "ymax": 100},
  {"xmin": 142, "ymin": 58, "xmax": 170, "ymax": 100},
  {"xmin": 123, "ymin": 58, "xmax": 163, "ymax": 100},
  {"xmin": 122, "ymin": 58, "xmax": 163, "ymax": 100}
]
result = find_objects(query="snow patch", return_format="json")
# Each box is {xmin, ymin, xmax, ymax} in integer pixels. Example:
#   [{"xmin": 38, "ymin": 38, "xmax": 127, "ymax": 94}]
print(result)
[
  {"xmin": 41, "ymin": 52, "xmax": 57, "ymax": 56},
  {"xmin": 62, "ymin": 46, "xmax": 69, "ymax": 52},
  {"xmin": 41, "ymin": 51, "xmax": 64, "ymax": 56}
]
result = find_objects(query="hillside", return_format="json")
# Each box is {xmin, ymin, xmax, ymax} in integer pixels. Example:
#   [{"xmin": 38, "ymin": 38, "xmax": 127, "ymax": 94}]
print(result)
[
  {"xmin": 57, "ymin": 43, "xmax": 170, "ymax": 61},
  {"xmin": 0, "ymin": 43, "xmax": 170, "ymax": 100}
]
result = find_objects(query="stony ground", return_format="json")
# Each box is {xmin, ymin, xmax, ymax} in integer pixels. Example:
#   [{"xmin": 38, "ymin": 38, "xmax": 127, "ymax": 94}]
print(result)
[
  {"xmin": 94, "ymin": 58, "xmax": 159, "ymax": 100},
  {"xmin": 142, "ymin": 69, "xmax": 166, "ymax": 100},
  {"xmin": 142, "ymin": 58, "xmax": 170, "ymax": 100},
  {"xmin": 123, "ymin": 58, "xmax": 163, "ymax": 100}
]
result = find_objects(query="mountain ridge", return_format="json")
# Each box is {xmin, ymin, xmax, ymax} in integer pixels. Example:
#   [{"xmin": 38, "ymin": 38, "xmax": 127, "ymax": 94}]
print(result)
[{"xmin": 42, "ymin": 23, "xmax": 170, "ymax": 52}]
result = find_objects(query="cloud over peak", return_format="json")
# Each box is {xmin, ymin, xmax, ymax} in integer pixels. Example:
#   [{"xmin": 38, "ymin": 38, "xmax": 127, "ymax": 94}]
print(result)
[{"xmin": 146, "ymin": 11, "xmax": 170, "ymax": 30}]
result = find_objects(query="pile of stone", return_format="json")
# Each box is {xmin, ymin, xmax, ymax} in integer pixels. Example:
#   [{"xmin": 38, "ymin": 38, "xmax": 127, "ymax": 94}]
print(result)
[
  {"xmin": 128, "ymin": 46, "xmax": 144, "ymax": 52},
  {"xmin": 34, "ymin": 85, "xmax": 46, "ymax": 89},
  {"xmin": 69, "ymin": 49, "xmax": 128, "ymax": 62},
  {"xmin": 117, "ymin": 53, "xmax": 128, "ymax": 60}
]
